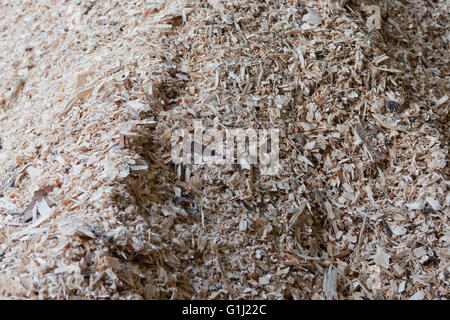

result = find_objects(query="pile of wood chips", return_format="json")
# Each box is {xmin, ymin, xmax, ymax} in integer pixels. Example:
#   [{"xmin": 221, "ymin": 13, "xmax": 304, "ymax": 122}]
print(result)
[{"xmin": 0, "ymin": 0, "xmax": 448, "ymax": 299}]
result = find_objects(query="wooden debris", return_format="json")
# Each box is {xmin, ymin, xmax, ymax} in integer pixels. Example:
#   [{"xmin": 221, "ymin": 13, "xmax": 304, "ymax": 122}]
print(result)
[
  {"xmin": 4, "ymin": 78, "xmax": 25, "ymax": 109},
  {"xmin": 0, "ymin": 0, "xmax": 447, "ymax": 300}
]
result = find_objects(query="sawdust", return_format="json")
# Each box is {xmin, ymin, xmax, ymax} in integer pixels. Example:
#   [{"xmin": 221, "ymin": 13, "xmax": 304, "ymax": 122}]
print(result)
[{"xmin": 0, "ymin": 0, "xmax": 448, "ymax": 299}]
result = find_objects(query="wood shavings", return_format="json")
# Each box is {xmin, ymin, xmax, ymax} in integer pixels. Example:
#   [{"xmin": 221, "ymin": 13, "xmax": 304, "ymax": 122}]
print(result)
[
  {"xmin": 0, "ymin": 0, "xmax": 447, "ymax": 300},
  {"xmin": 4, "ymin": 78, "xmax": 25, "ymax": 109},
  {"xmin": 374, "ymin": 247, "xmax": 390, "ymax": 269},
  {"xmin": 372, "ymin": 114, "xmax": 410, "ymax": 133},
  {"xmin": 409, "ymin": 291, "xmax": 425, "ymax": 300},
  {"xmin": 302, "ymin": 13, "xmax": 323, "ymax": 26},
  {"xmin": 18, "ymin": 185, "xmax": 55, "ymax": 223},
  {"xmin": 56, "ymin": 79, "xmax": 106, "ymax": 119},
  {"xmin": 0, "ymin": 174, "xmax": 15, "ymax": 194}
]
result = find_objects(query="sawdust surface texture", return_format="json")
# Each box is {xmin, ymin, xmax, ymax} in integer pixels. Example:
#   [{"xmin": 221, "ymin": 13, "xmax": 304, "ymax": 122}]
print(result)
[{"xmin": 0, "ymin": 0, "xmax": 448, "ymax": 299}]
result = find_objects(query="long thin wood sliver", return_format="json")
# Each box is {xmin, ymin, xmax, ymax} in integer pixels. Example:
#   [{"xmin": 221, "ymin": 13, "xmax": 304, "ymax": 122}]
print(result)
[
  {"xmin": 372, "ymin": 114, "xmax": 410, "ymax": 133},
  {"xmin": 6, "ymin": 78, "xmax": 25, "ymax": 108},
  {"xmin": 57, "ymin": 80, "xmax": 104, "ymax": 118},
  {"xmin": 355, "ymin": 214, "xmax": 367, "ymax": 260}
]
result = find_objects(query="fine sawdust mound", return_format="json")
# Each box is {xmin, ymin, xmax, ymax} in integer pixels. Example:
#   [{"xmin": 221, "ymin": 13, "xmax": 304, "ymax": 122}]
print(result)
[{"xmin": 0, "ymin": 0, "xmax": 448, "ymax": 299}]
